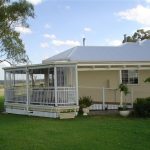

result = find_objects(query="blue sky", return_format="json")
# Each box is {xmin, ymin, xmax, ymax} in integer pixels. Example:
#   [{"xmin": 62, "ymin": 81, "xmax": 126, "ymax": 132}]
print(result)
[{"xmin": 1, "ymin": 0, "xmax": 150, "ymax": 78}]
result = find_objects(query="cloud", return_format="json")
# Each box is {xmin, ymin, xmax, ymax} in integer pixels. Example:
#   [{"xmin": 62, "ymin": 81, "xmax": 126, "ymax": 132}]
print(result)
[
  {"xmin": 15, "ymin": 26, "xmax": 32, "ymax": 34},
  {"xmin": 105, "ymin": 39, "xmax": 122, "ymax": 46},
  {"xmin": 145, "ymin": 0, "xmax": 150, "ymax": 3},
  {"xmin": 40, "ymin": 42, "xmax": 49, "ymax": 48},
  {"xmin": 44, "ymin": 24, "xmax": 51, "ymax": 29},
  {"xmin": 84, "ymin": 27, "xmax": 92, "ymax": 32},
  {"xmin": 117, "ymin": 5, "xmax": 150, "ymax": 26},
  {"xmin": 52, "ymin": 40, "xmax": 80, "ymax": 47},
  {"xmin": 43, "ymin": 34, "xmax": 56, "ymax": 40},
  {"xmin": 142, "ymin": 26, "xmax": 150, "ymax": 31},
  {"xmin": 65, "ymin": 5, "xmax": 71, "ymax": 10},
  {"xmin": 26, "ymin": 0, "xmax": 43, "ymax": 5}
]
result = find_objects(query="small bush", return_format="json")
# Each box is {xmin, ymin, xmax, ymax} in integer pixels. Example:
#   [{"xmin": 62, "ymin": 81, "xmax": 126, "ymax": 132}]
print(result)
[
  {"xmin": 118, "ymin": 105, "xmax": 129, "ymax": 111},
  {"xmin": 133, "ymin": 97, "xmax": 150, "ymax": 117},
  {"xmin": 0, "ymin": 96, "xmax": 4, "ymax": 112},
  {"xmin": 79, "ymin": 96, "xmax": 93, "ymax": 114},
  {"xmin": 79, "ymin": 96, "xmax": 93, "ymax": 108}
]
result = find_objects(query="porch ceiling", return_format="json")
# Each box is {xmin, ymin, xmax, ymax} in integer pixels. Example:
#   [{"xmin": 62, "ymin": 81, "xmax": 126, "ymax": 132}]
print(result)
[
  {"xmin": 77, "ymin": 62, "xmax": 150, "ymax": 71},
  {"xmin": 3, "ymin": 62, "xmax": 77, "ymax": 71}
]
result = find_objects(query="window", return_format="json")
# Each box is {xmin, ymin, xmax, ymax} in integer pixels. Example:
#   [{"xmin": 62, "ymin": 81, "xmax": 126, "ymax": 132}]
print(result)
[
  {"xmin": 57, "ymin": 67, "xmax": 76, "ymax": 87},
  {"xmin": 122, "ymin": 70, "xmax": 138, "ymax": 84}
]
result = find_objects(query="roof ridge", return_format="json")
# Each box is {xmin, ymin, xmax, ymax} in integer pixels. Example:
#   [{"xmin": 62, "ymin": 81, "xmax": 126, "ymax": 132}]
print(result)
[{"xmin": 67, "ymin": 46, "xmax": 78, "ymax": 60}]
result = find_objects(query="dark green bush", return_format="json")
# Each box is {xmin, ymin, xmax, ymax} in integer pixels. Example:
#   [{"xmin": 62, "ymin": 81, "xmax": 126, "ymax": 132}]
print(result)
[
  {"xmin": 79, "ymin": 96, "xmax": 93, "ymax": 108},
  {"xmin": 79, "ymin": 96, "xmax": 93, "ymax": 114},
  {"xmin": 0, "ymin": 96, "xmax": 4, "ymax": 112},
  {"xmin": 133, "ymin": 97, "xmax": 150, "ymax": 117}
]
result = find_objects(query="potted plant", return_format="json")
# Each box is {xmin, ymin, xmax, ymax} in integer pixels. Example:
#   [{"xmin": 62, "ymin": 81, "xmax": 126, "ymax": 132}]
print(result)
[
  {"xmin": 59, "ymin": 109, "xmax": 76, "ymax": 119},
  {"xmin": 118, "ymin": 105, "xmax": 130, "ymax": 117},
  {"xmin": 118, "ymin": 83, "xmax": 130, "ymax": 117},
  {"xmin": 79, "ymin": 96, "xmax": 93, "ymax": 116}
]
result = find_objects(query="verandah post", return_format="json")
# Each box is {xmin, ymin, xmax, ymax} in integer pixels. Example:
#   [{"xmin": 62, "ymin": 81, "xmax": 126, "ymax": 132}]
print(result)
[
  {"xmin": 54, "ymin": 66, "xmax": 58, "ymax": 106},
  {"xmin": 119, "ymin": 70, "xmax": 123, "ymax": 106},
  {"xmin": 4, "ymin": 71, "xmax": 7, "ymax": 108},
  {"xmin": 26, "ymin": 67, "xmax": 30, "ymax": 112},
  {"xmin": 75, "ymin": 64, "xmax": 79, "ymax": 106},
  {"xmin": 131, "ymin": 87, "xmax": 134, "ymax": 108},
  {"xmin": 102, "ymin": 87, "xmax": 105, "ymax": 110}
]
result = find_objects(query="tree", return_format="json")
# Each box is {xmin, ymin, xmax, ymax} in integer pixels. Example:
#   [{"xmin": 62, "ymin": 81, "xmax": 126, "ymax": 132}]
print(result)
[
  {"xmin": 122, "ymin": 29, "xmax": 150, "ymax": 43},
  {"xmin": 0, "ymin": 0, "xmax": 34, "ymax": 65}
]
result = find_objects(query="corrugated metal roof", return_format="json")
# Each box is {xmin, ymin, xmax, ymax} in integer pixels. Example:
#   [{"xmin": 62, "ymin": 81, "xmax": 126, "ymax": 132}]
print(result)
[{"xmin": 42, "ymin": 40, "xmax": 150, "ymax": 64}]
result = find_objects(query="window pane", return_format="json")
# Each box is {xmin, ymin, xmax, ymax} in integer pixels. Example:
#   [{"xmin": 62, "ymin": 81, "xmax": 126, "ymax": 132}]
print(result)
[
  {"xmin": 122, "ymin": 70, "xmax": 138, "ymax": 84},
  {"xmin": 122, "ymin": 70, "xmax": 128, "ymax": 84}
]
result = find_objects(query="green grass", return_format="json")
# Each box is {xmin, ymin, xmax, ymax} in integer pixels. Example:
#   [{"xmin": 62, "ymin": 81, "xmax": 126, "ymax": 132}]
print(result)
[
  {"xmin": 0, "ymin": 96, "xmax": 150, "ymax": 150},
  {"xmin": 0, "ymin": 96, "xmax": 4, "ymax": 112}
]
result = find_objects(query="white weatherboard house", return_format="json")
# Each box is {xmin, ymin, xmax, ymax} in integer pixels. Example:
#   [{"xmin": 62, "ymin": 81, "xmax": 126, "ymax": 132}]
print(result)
[{"xmin": 3, "ymin": 40, "xmax": 150, "ymax": 118}]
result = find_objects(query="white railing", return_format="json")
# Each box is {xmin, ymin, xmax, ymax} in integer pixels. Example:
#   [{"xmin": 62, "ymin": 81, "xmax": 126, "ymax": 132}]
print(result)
[
  {"xmin": 5, "ymin": 87, "xmax": 77, "ymax": 106},
  {"xmin": 30, "ymin": 88, "xmax": 55, "ymax": 105},
  {"xmin": 6, "ymin": 85, "xmax": 150, "ymax": 109},
  {"xmin": 5, "ymin": 88, "xmax": 27, "ymax": 103},
  {"xmin": 57, "ymin": 87, "xmax": 76, "ymax": 105},
  {"xmin": 79, "ymin": 86, "xmax": 133, "ymax": 110},
  {"xmin": 30, "ymin": 87, "xmax": 76, "ymax": 105}
]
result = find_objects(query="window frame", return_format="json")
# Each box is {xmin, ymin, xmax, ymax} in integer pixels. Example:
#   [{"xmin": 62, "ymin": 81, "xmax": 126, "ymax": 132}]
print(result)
[{"xmin": 121, "ymin": 70, "xmax": 139, "ymax": 85}]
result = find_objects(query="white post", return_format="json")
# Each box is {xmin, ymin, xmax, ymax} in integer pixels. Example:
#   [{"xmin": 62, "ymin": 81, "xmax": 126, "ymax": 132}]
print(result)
[
  {"xmin": 120, "ymin": 91, "xmax": 123, "ymax": 107},
  {"xmin": 131, "ymin": 87, "xmax": 134, "ymax": 108},
  {"xmin": 54, "ymin": 66, "xmax": 58, "ymax": 106},
  {"xmin": 102, "ymin": 87, "xmax": 105, "ymax": 110},
  {"xmin": 26, "ymin": 68, "xmax": 29, "ymax": 112},
  {"xmin": 4, "ymin": 71, "xmax": 7, "ymax": 107},
  {"xmin": 119, "ymin": 70, "xmax": 122, "ymax": 84},
  {"xmin": 119, "ymin": 70, "xmax": 123, "ymax": 106},
  {"xmin": 75, "ymin": 65, "xmax": 79, "ymax": 106}
]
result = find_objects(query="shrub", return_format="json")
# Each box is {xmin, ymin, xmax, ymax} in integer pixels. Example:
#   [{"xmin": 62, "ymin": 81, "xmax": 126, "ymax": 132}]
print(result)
[
  {"xmin": 0, "ymin": 96, "xmax": 4, "ymax": 112},
  {"xmin": 79, "ymin": 96, "xmax": 93, "ymax": 114},
  {"xmin": 118, "ymin": 105, "xmax": 129, "ymax": 111},
  {"xmin": 118, "ymin": 83, "xmax": 129, "ymax": 96},
  {"xmin": 79, "ymin": 96, "xmax": 93, "ymax": 108},
  {"xmin": 133, "ymin": 97, "xmax": 150, "ymax": 117}
]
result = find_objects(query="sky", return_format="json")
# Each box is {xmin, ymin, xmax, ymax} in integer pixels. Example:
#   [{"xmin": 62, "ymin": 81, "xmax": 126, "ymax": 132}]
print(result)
[{"xmin": 1, "ymin": 0, "xmax": 150, "ymax": 79}]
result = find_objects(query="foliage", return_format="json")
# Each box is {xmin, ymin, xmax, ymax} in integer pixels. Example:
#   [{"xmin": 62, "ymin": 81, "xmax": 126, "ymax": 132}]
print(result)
[
  {"xmin": 118, "ymin": 83, "xmax": 130, "ymax": 110},
  {"xmin": 123, "ymin": 29, "xmax": 150, "ymax": 43},
  {"xmin": 79, "ymin": 96, "xmax": 93, "ymax": 108},
  {"xmin": 59, "ymin": 109, "xmax": 75, "ymax": 113},
  {"xmin": 0, "ymin": 0, "xmax": 34, "ymax": 65},
  {"xmin": 144, "ymin": 77, "xmax": 150, "ymax": 83},
  {"xmin": 118, "ymin": 83, "xmax": 129, "ymax": 96},
  {"xmin": 118, "ymin": 105, "xmax": 129, "ymax": 111},
  {"xmin": 133, "ymin": 97, "xmax": 150, "ymax": 117},
  {"xmin": 0, "ymin": 96, "xmax": 4, "ymax": 112}
]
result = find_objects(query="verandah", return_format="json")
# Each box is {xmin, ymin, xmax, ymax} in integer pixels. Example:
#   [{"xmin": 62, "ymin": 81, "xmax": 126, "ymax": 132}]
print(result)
[{"xmin": 4, "ymin": 63, "xmax": 78, "ymax": 108}]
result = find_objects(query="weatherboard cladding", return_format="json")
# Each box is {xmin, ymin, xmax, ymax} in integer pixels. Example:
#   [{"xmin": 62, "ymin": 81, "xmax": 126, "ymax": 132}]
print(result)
[{"xmin": 42, "ymin": 40, "xmax": 150, "ymax": 64}]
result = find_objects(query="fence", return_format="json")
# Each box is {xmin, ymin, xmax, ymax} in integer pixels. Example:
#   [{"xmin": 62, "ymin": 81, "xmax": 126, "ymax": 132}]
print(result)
[
  {"xmin": 79, "ymin": 86, "xmax": 134, "ymax": 110},
  {"xmin": 5, "ymin": 87, "xmax": 77, "ymax": 106},
  {"xmin": 5, "ymin": 84, "xmax": 150, "ymax": 110}
]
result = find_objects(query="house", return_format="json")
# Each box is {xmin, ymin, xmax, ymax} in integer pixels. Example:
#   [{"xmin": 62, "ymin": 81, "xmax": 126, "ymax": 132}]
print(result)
[{"xmin": 3, "ymin": 40, "xmax": 150, "ymax": 117}]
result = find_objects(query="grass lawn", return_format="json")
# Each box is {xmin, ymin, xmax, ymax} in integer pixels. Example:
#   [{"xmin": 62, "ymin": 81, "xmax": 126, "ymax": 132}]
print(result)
[{"xmin": 0, "ymin": 96, "xmax": 150, "ymax": 150}]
